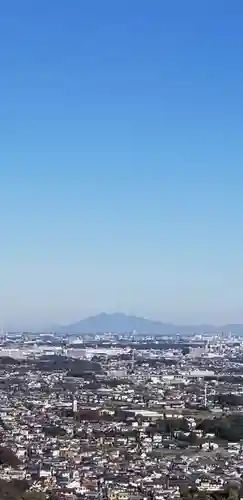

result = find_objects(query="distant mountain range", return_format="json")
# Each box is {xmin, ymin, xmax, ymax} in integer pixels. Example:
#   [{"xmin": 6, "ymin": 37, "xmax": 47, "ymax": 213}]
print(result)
[{"xmin": 55, "ymin": 312, "xmax": 243, "ymax": 335}]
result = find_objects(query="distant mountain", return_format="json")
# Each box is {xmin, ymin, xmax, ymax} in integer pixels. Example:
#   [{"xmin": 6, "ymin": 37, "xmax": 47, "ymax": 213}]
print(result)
[{"xmin": 54, "ymin": 312, "xmax": 243, "ymax": 335}]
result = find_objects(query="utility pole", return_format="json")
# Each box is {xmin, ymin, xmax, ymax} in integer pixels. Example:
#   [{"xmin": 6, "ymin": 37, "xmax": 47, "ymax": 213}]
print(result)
[{"xmin": 204, "ymin": 382, "xmax": 208, "ymax": 408}]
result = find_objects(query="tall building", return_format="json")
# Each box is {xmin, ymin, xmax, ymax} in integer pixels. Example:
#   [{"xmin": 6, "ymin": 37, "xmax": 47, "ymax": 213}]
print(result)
[{"xmin": 72, "ymin": 397, "xmax": 78, "ymax": 413}]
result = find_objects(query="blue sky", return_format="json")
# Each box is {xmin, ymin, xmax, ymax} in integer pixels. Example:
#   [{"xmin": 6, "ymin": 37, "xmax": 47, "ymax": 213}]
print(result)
[{"xmin": 1, "ymin": 0, "xmax": 243, "ymax": 329}]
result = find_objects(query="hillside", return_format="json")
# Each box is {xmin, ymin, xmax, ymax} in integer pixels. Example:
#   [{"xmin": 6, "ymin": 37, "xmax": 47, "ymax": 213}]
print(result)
[{"xmin": 57, "ymin": 312, "xmax": 220, "ymax": 335}]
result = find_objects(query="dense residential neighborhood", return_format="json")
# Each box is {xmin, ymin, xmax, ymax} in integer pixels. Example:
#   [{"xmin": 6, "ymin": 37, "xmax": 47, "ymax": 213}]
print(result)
[{"xmin": 0, "ymin": 332, "xmax": 243, "ymax": 499}]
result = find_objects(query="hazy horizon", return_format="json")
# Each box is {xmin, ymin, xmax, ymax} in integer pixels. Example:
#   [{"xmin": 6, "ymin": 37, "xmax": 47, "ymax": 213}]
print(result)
[{"xmin": 3, "ymin": 309, "xmax": 243, "ymax": 332}]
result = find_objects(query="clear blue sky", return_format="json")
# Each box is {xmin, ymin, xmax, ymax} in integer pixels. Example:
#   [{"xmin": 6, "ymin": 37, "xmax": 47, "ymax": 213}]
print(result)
[{"xmin": 1, "ymin": 0, "xmax": 243, "ymax": 329}]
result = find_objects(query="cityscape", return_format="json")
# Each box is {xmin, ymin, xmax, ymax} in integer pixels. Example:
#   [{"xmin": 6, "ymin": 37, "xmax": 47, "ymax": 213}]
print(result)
[
  {"xmin": 1, "ymin": 321, "xmax": 243, "ymax": 499},
  {"xmin": 1, "ymin": 0, "xmax": 243, "ymax": 499}
]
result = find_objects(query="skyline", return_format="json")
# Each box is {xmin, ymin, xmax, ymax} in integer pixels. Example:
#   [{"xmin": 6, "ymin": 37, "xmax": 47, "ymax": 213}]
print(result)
[
  {"xmin": 1, "ymin": 1, "xmax": 243, "ymax": 329},
  {"xmin": 4, "ymin": 311, "xmax": 243, "ymax": 334}
]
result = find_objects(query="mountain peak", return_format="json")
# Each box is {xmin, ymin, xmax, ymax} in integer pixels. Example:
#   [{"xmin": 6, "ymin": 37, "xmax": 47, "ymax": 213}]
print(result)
[{"xmin": 55, "ymin": 313, "xmax": 243, "ymax": 335}]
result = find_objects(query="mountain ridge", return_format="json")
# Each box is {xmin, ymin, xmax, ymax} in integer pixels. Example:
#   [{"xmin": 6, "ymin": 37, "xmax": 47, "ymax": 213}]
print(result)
[{"xmin": 55, "ymin": 312, "xmax": 243, "ymax": 335}]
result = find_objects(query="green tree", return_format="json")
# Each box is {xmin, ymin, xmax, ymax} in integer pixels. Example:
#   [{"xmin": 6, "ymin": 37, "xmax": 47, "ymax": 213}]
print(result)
[{"xmin": 22, "ymin": 492, "xmax": 46, "ymax": 500}]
